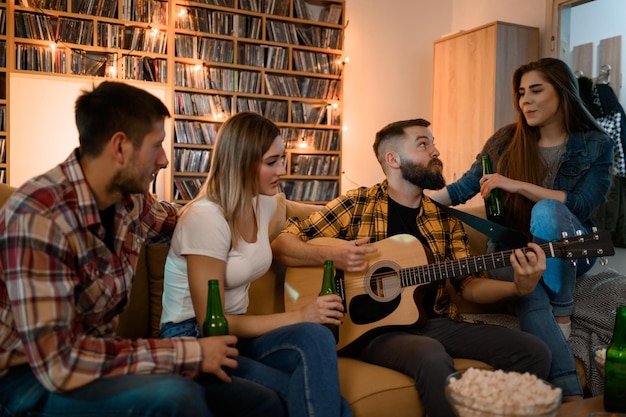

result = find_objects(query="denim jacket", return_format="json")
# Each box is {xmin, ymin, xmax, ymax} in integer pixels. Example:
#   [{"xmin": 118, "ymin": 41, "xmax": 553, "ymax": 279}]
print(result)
[{"xmin": 446, "ymin": 125, "xmax": 614, "ymax": 228}]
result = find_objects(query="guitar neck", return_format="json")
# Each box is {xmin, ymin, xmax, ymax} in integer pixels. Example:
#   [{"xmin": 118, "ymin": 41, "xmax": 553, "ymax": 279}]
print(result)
[{"xmin": 400, "ymin": 242, "xmax": 553, "ymax": 288}]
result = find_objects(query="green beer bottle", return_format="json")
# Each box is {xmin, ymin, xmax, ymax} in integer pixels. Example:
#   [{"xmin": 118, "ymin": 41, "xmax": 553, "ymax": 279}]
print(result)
[
  {"xmin": 604, "ymin": 305, "xmax": 626, "ymax": 412},
  {"xmin": 319, "ymin": 260, "xmax": 339, "ymax": 344},
  {"xmin": 202, "ymin": 279, "xmax": 229, "ymax": 337},
  {"xmin": 481, "ymin": 155, "xmax": 504, "ymax": 223}
]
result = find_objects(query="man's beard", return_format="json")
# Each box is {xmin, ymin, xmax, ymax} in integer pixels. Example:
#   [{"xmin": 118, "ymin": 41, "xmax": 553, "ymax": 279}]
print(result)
[
  {"xmin": 399, "ymin": 158, "xmax": 446, "ymax": 190},
  {"xmin": 109, "ymin": 159, "xmax": 150, "ymax": 195}
]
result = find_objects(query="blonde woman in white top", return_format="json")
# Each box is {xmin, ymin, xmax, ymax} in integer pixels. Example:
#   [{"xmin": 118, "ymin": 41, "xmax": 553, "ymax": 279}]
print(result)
[{"xmin": 160, "ymin": 112, "xmax": 352, "ymax": 417}]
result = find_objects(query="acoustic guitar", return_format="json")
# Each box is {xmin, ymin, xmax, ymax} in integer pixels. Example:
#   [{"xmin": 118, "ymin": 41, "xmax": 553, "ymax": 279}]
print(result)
[{"xmin": 284, "ymin": 231, "xmax": 614, "ymax": 355}]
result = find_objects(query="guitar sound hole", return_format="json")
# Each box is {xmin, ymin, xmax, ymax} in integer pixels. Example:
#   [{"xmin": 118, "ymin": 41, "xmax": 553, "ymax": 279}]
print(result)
[{"xmin": 367, "ymin": 265, "xmax": 401, "ymax": 302}]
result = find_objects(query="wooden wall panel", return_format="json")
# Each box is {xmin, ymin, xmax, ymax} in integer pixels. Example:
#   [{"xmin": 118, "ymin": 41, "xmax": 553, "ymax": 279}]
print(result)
[
  {"xmin": 572, "ymin": 42, "xmax": 593, "ymax": 78},
  {"xmin": 432, "ymin": 22, "xmax": 540, "ymax": 187},
  {"xmin": 598, "ymin": 35, "xmax": 622, "ymax": 98}
]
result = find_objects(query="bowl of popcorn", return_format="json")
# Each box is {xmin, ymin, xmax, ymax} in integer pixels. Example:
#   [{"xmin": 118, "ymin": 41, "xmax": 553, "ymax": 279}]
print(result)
[
  {"xmin": 592, "ymin": 344, "xmax": 608, "ymax": 378},
  {"xmin": 445, "ymin": 368, "xmax": 562, "ymax": 417}
]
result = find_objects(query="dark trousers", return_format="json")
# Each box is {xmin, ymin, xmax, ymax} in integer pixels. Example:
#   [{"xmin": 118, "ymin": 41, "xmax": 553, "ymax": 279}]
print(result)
[{"xmin": 357, "ymin": 317, "xmax": 551, "ymax": 417}]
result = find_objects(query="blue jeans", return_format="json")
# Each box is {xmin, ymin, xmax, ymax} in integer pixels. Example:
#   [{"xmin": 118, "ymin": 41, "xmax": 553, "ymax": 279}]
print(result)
[
  {"xmin": 0, "ymin": 363, "xmax": 283, "ymax": 417},
  {"xmin": 488, "ymin": 199, "xmax": 594, "ymax": 397},
  {"xmin": 161, "ymin": 319, "xmax": 352, "ymax": 417}
]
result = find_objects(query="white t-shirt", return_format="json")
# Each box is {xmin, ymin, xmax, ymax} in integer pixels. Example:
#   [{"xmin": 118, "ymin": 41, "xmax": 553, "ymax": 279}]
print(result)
[{"xmin": 160, "ymin": 195, "xmax": 276, "ymax": 326}]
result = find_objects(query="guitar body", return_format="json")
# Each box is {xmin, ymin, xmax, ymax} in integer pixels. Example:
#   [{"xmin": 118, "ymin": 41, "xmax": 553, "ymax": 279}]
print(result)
[{"xmin": 284, "ymin": 234, "xmax": 430, "ymax": 354}]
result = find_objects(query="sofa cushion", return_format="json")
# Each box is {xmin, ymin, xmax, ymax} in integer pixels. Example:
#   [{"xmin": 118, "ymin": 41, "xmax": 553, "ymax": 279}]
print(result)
[
  {"xmin": 269, "ymin": 193, "xmax": 323, "ymax": 241},
  {"xmin": 338, "ymin": 357, "xmax": 493, "ymax": 417},
  {"xmin": 0, "ymin": 183, "xmax": 15, "ymax": 206},
  {"xmin": 116, "ymin": 246, "xmax": 151, "ymax": 339},
  {"xmin": 338, "ymin": 357, "xmax": 421, "ymax": 417},
  {"xmin": 146, "ymin": 244, "xmax": 170, "ymax": 337}
]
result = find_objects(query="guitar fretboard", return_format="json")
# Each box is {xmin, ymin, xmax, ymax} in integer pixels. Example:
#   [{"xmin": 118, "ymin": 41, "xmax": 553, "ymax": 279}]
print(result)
[{"xmin": 399, "ymin": 243, "xmax": 555, "ymax": 287}]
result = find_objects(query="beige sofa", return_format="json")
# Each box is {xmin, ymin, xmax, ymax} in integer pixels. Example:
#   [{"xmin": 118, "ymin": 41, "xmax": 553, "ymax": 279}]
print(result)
[{"xmin": 0, "ymin": 184, "xmax": 584, "ymax": 417}]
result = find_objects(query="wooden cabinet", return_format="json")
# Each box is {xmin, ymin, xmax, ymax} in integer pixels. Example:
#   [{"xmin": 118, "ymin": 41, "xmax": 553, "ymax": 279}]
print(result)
[{"xmin": 431, "ymin": 21, "xmax": 539, "ymax": 185}]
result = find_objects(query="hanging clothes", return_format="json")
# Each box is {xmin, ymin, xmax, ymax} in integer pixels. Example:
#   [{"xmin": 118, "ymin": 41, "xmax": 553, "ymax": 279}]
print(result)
[{"xmin": 592, "ymin": 83, "xmax": 626, "ymax": 247}]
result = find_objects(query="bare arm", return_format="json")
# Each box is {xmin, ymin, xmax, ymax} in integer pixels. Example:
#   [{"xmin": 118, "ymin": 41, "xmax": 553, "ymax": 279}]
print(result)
[
  {"xmin": 271, "ymin": 232, "xmax": 377, "ymax": 272},
  {"xmin": 186, "ymin": 254, "xmax": 345, "ymax": 340},
  {"xmin": 461, "ymin": 242, "xmax": 546, "ymax": 304},
  {"xmin": 480, "ymin": 173, "xmax": 566, "ymax": 204}
]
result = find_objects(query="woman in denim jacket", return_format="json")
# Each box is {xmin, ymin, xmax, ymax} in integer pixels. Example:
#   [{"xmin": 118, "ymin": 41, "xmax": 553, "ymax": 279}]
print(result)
[{"xmin": 432, "ymin": 57, "xmax": 613, "ymax": 401}]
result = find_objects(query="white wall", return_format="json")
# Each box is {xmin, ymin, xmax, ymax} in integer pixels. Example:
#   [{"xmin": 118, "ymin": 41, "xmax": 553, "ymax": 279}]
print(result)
[
  {"xmin": 9, "ymin": 75, "xmax": 171, "ymax": 196},
  {"xmin": 341, "ymin": 0, "xmax": 453, "ymax": 189},
  {"xmin": 450, "ymin": 0, "xmax": 546, "ymax": 36}
]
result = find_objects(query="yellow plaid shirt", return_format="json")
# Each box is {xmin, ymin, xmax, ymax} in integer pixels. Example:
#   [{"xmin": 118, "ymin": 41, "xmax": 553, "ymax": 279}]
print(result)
[{"xmin": 283, "ymin": 180, "xmax": 488, "ymax": 321}]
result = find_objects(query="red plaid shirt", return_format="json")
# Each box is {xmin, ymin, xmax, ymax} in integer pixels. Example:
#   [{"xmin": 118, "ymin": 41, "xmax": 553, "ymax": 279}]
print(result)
[{"xmin": 0, "ymin": 149, "xmax": 202, "ymax": 393}]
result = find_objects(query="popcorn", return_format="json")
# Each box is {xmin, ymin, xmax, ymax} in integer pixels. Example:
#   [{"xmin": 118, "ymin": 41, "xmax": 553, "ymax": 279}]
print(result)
[{"xmin": 446, "ymin": 368, "xmax": 562, "ymax": 417}]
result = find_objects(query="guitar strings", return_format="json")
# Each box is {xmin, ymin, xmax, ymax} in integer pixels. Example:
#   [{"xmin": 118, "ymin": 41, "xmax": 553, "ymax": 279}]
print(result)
[{"xmin": 332, "ymin": 238, "xmax": 597, "ymax": 295}]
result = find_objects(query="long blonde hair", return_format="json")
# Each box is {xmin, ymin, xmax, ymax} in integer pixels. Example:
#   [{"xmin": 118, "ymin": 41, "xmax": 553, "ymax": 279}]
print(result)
[{"xmin": 182, "ymin": 112, "xmax": 280, "ymax": 248}]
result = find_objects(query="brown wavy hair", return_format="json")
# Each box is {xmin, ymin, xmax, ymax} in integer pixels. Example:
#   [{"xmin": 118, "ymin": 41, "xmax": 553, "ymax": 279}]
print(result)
[{"xmin": 486, "ymin": 58, "xmax": 603, "ymax": 235}]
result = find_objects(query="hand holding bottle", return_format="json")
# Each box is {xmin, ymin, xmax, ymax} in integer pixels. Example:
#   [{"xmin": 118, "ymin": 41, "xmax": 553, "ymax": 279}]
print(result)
[
  {"xmin": 298, "ymin": 295, "xmax": 344, "ymax": 324},
  {"xmin": 201, "ymin": 279, "xmax": 235, "ymax": 381},
  {"xmin": 480, "ymin": 155, "xmax": 504, "ymax": 222},
  {"xmin": 198, "ymin": 335, "xmax": 238, "ymax": 383},
  {"xmin": 319, "ymin": 260, "xmax": 341, "ymax": 344}
]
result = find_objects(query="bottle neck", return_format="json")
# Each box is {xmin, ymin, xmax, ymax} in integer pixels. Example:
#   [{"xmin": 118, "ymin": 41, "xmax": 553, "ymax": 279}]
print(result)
[
  {"xmin": 208, "ymin": 280, "xmax": 224, "ymax": 316},
  {"xmin": 482, "ymin": 156, "xmax": 493, "ymax": 174},
  {"xmin": 321, "ymin": 261, "xmax": 335, "ymax": 294},
  {"xmin": 611, "ymin": 306, "xmax": 626, "ymax": 347},
  {"xmin": 323, "ymin": 266, "xmax": 333, "ymax": 284}
]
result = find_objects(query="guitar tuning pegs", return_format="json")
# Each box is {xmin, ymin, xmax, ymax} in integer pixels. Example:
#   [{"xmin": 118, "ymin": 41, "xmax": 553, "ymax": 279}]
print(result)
[
  {"xmin": 561, "ymin": 231, "xmax": 569, "ymax": 239},
  {"xmin": 575, "ymin": 230, "xmax": 584, "ymax": 237},
  {"xmin": 569, "ymin": 260, "xmax": 577, "ymax": 268},
  {"xmin": 600, "ymin": 257, "xmax": 609, "ymax": 266},
  {"xmin": 591, "ymin": 226, "xmax": 598, "ymax": 233}
]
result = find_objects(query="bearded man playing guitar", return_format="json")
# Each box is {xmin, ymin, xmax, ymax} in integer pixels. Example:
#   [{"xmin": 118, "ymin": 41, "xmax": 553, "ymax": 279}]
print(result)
[{"xmin": 271, "ymin": 118, "xmax": 552, "ymax": 417}]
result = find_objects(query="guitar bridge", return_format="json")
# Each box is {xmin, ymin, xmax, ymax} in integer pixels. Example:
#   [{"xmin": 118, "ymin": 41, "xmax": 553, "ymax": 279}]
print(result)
[{"xmin": 335, "ymin": 269, "xmax": 347, "ymax": 312}]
